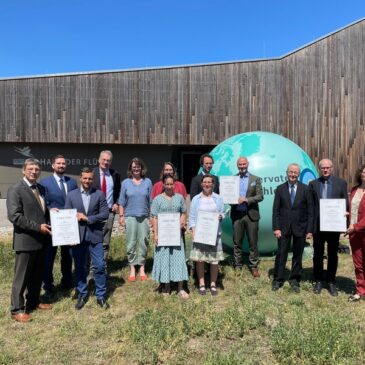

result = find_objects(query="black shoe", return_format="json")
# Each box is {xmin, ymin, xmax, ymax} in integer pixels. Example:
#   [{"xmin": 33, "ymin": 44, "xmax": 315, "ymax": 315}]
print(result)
[
  {"xmin": 328, "ymin": 282, "xmax": 338, "ymax": 297},
  {"xmin": 96, "ymin": 298, "xmax": 110, "ymax": 309},
  {"xmin": 290, "ymin": 284, "xmax": 300, "ymax": 293},
  {"xmin": 43, "ymin": 289, "xmax": 55, "ymax": 301},
  {"xmin": 272, "ymin": 281, "xmax": 281, "ymax": 291},
  {"xmin": 313, "ymin": 281, "xmax": 322, "ymax": 294},
  {"xmin": 75, "ymin": 297, "xmax": 87, "ymax": 310}
]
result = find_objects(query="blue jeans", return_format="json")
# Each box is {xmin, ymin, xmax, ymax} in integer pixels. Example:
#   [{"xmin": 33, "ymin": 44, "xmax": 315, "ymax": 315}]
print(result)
[{"xmin": 72, "ymin": 241, "xmax": 106, "ymax": 299}]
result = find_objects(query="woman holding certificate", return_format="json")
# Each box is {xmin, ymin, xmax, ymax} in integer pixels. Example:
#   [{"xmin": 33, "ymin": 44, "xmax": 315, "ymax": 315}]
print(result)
[
  {"xmin": 119, "ymin": 158, "xmax": 152, "ymax": 282},
  {"xmin": 189, "ymin": 174, "xmax": 225, "ymax": 296},
  {"xmin": 151, "ymin": 175, "xmax": 189, "ymax": 298},
  {"xmin": 346, "ymin": 165, "xmax": 365, "ymax": 302}
]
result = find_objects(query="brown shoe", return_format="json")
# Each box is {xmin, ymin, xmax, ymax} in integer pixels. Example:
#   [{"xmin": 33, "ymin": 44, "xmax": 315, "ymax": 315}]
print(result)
[
  {"xmin": 12, "ymin": 312, "xmax": 31, "ymax": 322},
  {"xmin": 251, "ymin": 268, "xmax": 260, "ymax": 278},
  {"xmin": 37, "ymin": 303, "xmax": 53, "ymax": 310}
]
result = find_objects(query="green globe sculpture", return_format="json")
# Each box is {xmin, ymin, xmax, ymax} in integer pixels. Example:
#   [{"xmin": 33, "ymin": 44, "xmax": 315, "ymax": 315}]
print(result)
[{"xmin": 209, "ymin": 131, "xmax": 318, "ymax": 255}]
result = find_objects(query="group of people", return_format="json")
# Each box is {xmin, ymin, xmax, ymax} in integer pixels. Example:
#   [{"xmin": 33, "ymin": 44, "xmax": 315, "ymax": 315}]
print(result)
[{"xmin": 6, "ymin": 150, "xmax": 365, "ymax": 323}]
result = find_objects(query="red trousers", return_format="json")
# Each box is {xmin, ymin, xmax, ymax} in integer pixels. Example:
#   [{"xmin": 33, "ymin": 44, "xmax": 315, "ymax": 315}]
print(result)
[{"xmin": 350, "ymin": 233, "xmax": 365, "ymax": 296}]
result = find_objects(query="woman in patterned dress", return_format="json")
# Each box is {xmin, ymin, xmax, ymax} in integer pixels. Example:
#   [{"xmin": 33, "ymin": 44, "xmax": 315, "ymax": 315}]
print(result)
[
  {"xmin": 346, "ymin": 164, "xmax": 365, "ymax": 302},
  {"xmin": 189, "ymin": 174, "xmax": 225, "ymax": 296},
  {"xmin": 151, "ymin": 174, "xmax": 189, "ymax": 299}
]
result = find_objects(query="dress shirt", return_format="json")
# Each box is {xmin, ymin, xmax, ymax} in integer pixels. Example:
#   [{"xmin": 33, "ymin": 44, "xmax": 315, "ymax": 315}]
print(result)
[
  {"xmin": 54, "ymin": 173, "xmax": 68, "ymax": 194},
  {"xmin": 80, "ymin": 187, "xmax": 91, "ymax": 213},
  {"xmin": 320, "ymin": 176, "xmax": 333, "ymax": 199},
  {"xmin": 236, "ymin": 172, "xmax": 249, "ymax": 212},
  {"xmin": 99, "ymin": 169, "xmax": 114, "ymax": 208}
]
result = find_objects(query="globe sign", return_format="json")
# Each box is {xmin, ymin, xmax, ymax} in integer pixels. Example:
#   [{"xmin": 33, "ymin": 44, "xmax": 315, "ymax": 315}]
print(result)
[{"xmin": 208, "ymin": 131, "xmax": 318, "ymax": 255}]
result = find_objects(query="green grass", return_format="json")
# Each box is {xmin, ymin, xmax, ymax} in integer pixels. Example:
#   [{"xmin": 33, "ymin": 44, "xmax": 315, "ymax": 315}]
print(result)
[{"xmin": 0, "ymin": 234, "xmax": 364, "ymax": 365}]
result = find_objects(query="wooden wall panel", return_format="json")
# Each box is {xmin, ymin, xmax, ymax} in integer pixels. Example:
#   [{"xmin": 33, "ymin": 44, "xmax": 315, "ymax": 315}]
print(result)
[{"xmin": 0, "ymin": 20, "xmax": 364, "ymax": 183}]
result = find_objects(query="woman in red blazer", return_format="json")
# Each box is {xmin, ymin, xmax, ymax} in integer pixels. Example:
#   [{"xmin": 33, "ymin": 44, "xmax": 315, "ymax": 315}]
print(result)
[{"xmin": 346, "ymin": 164, "xmax": 365, "ymax": 302}]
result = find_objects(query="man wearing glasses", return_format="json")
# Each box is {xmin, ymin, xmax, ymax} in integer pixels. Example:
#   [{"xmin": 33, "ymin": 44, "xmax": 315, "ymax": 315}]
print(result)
[{"xmin": 309, "ymin": 159, "xmax": 348, "ymax": 296}]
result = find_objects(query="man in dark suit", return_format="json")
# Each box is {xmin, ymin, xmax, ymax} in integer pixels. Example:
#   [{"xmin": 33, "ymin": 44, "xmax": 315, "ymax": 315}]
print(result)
[
  {"xmin": 40, "ymin": 155, "xmax": 78, "ymax": 296},
  {"xmin": 65, "ymin": 167, "xmax": 109, "ymax": 310},
  {"xmin": 189, "ymin": 153, "xmax": 219, "ymax": 199},
  {"xmin": 92, "ymin": 150, "xmax": 121, "ymax": 266},
  {"xmin": 7, "ymin": 158, "xmax": 53, "ymax": 322},
  {"xmin": 272, "ymin": 163, "xmax": 313, "ymax": 292},
  {"xmin": 309, "ymin": 158, "xmax": 348, "ymax": 296},
  {"xmin": 230, "ymin": 157, "xmax": 264, "ymax": 277}
]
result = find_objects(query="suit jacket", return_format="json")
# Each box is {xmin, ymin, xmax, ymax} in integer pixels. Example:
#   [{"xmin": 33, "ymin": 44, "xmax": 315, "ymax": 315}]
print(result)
[
  {"xmin": 190, "ymin": 173, "xmax": 219, "ymax": 200},
  {"xmin": 40, "ymin": 174, "xmax": 78, "ymax": 209},
  {"xmin": 7, "ymin": 180, "xmax": 49, "ymax": 251},
  {"xmin": 349, "ymin": 186, "xmax": 365, "ymax": 233},
  {"xmin": 230, "ymin": 173, "xmax": 263, "ymax": 222},
  {"xmin": 64, "ymin": 188, "xmax": 109, "ymax": 243},
  {"xmin": 309, "ymin": 175, "xmax": 348, "ymax": 233},
  {"xmin": 272, "ymin": 181, "xmax": 313, "ymax": 237},
  {"xmin": 92, "ymin": 167, "xmax": 121, "ymax": 206}
]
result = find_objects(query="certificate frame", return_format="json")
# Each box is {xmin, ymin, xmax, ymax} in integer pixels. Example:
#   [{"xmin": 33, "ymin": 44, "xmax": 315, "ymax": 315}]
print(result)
[
  {"xmin": 50, "ymin": 209, "xmax": 80, "ymax": 246},
  {"xmin": 194, "ymin": 210, "xmax": 219, "ymax": 246},
  {"xmin": 319, "ymin": 199, "xmax": 347, "ymax": 232},
  {"xmin": 219, "ymin": 176, "xmax": 240, "ymax": 204},
  {"xmin": 157, "ymin": 212, "xmax": 181, "ymax": 246}
]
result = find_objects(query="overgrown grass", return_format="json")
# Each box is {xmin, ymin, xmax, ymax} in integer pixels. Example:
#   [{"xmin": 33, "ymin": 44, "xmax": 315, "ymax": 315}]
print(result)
[{"xmin": 0, "ymin": 234, "xmax": 364, "ymax": 365}]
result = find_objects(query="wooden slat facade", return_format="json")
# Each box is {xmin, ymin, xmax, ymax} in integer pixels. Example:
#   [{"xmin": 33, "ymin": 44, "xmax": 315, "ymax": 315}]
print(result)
[{"xmin": 0, "ymin": 19, "xmax": 364, "ymax": 184}]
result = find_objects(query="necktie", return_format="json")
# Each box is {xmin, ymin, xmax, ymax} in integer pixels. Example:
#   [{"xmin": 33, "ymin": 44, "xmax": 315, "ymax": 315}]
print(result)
[
  {"xmin": 322, "ymin": 181, "xmax": 328, "ymax": 199},
  {"xmin": 290, "ymin": 184, "xmax": 296, "ymax": 205},
  {"xmin": 31, "ymin": 185, "xmax": 45, "ymax": 211},
  {"xmin": 101, "ymin": 173, "xmax": 107, "ymax": 196},
  {"xmin": 59, "ymin": 177, "xmax": 66, "ymax": 199}
]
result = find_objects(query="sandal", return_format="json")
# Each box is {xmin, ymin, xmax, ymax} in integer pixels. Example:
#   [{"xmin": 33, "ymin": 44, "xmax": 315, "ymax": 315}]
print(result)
[
  {"xmin": 198, "ymin": 285, "xmax": 206, "ymax": 296},
  {"xmin": 128, "ymin": 275, "xmax": 136, "ymax": 282},
  {"xmin": 140, "ymin": 274, "xmax": 148, "ymax": 281},
  {"xmin": 348, "ymin": 293, "xmax": 361, "ymax": 302},
  {"xmin": 178, "ymin": 290, "xmax": 189, "ymax": 300},
  {"xmin": 210, "ymin": 285, "xmax": 218, "ymax": 296}
]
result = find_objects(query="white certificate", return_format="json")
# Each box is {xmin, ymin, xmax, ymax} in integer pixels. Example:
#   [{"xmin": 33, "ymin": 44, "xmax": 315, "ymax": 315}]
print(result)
[
  {"xmin": 157, "ymin": 213, "xmax": 181, "ymax": 246},
  {"xmin": 50, "ymin": 209, "xmax": 80, "ymax": 246},
  {"xmin": 194, "ymin": 211, "xmax": 219, "ymax": 246},
  {"xmin": 320, "ymin": 199, "xmax": 347, "ymax": 232},
  {"xmin": 219, "ymin": 176, "xmax": 240, "ymax": 204}
]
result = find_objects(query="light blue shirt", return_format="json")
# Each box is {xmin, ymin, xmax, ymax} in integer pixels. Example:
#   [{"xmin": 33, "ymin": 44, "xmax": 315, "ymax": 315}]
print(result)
[
  {"xmin": 80, "ymin": 187, "xmax": 91, "ymax": 213},
  {"xmin": 188, "ymin": 192, "xmax": 225, "ymax": 234},
  {"xmin": 118, "ymin": 178, "xmax": 152, "ymax": 217},
  {"xmin": 236, "ymin": 172, "xmax": 249, "ymax": 212},
  {"xmin": 100, "ymin": 169, "xmax": 114, "ymax": 208}
]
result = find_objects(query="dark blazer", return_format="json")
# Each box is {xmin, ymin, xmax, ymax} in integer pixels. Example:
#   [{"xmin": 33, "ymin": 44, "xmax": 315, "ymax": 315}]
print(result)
[
  {"xmin": 40, "ymin": 175, "xmax": 78, "ymax": 209},
  {"xmin": 92, "ymin": 168, "xmax": 121, "ymax": 205},
  {"xmin": 272, "ymin": 181, "xmax": 313, "ymax": 237},
  {"xmin": 190, "ymin": 173, "xmax": 219, "ymax": 199},
  {"xmin": 7, "ymin": 180, "xmax": 49, "ymax": 251},
  {"xmin": 64, "ymin": 188, "xmax": 109, "ymax": 243},
  {"xmin": 309, "ymin": 176, "xmax": 348, "ymax": 233},
  {"xmin": 230, "ymin": 173, "xmax": 263, "ymax": 222}
]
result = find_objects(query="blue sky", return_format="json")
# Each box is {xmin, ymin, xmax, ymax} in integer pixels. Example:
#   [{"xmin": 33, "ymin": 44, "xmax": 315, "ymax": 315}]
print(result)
[{"xmin": 0, "ymin": 0, "xmax": 364, "ymax": 78}]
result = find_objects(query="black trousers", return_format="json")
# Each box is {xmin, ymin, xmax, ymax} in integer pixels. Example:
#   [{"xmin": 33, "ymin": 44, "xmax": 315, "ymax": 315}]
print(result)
[
  {"xmin": 11, "ymin": 249, "xmax": 44, "ymax": 314},
  {"xmin": 273, "ymin": 232, "xmax": 305, "ymax": 284},
  {"xmin": 313, "ymin": 231, "xmax": 340, "ymax": 282}
]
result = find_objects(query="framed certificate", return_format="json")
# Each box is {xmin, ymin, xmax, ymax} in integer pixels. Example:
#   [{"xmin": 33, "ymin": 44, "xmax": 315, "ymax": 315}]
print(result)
[
  {"xmin": 319, "ymin": 199, "xmax": 347, "ymax": 232},
  {"xmin": 50, "ymin": 209, "xmax": 80, "ymax": 246},
  {"xmin": 194, "ymin": 211, "xmax": 219, "ymax": 246},
  {"xmin": 219, "ymin": 176, "xmax": 240, "ymax": 204},
  {"xmin": 157, "ymin": 212, "xmax": 181, "ymax": 246}
]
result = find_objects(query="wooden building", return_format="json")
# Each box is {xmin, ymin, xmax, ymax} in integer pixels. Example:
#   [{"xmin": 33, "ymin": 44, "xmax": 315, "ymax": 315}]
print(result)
[{"xmin": 0, "ymin": 18, "xmax": 364, "ymax": 195}]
